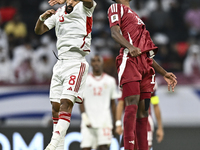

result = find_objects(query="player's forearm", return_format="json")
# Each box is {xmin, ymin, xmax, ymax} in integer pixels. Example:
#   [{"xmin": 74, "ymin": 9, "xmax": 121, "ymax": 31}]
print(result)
[
  {"xmin": 111, "ymin": 26, "xmax": 134, "ymax": 50},
  {"xmin": 152, "ymin": 59, "xmax": 167, "ymax": 76},
  {"xmin": 80, "ymin": 102, "xmax": 91, "ymax": 126},
  {"xmin": 79, "ymin": 103, "xmax": 85, "ymax": 113},
  {"xmin": 154, "ymin": 104, "xmax": 163, "ymax": 129},
  {"xmin": 116, "ymin": 101, "xmax": 124, "ymax": 122},
  {"xmin": 111, "ymin": 100, "xmax": 116, "ymax": 124},
  {"xmin": 34, "ymin": 18, "xmax": 48, "ymax": 35}
]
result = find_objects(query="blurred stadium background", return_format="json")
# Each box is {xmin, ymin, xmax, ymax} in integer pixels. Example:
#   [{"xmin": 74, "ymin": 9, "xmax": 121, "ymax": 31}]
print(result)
[{"xmin": 0, "ymin": 0, "xmax": 200, "ymax": 149}]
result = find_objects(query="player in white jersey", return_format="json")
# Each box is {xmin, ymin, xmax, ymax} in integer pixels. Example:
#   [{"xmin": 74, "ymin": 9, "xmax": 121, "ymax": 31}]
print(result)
[
  {"xmin": 79, "ymin": 54, "xmax": 120, "ymax": 150},
  {"xmin": 34, "ymin": 0, "xmax": 96, "ymax": 150}
]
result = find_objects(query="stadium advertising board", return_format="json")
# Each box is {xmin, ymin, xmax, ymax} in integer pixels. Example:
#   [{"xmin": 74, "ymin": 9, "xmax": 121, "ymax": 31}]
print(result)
[{"xmin": 0, "ymin": 127, "xmax": 122, "ymax": 150}]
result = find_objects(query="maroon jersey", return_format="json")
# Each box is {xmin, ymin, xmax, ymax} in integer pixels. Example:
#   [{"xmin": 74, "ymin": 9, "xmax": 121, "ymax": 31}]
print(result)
[{"xmin": 108, "ymin": 3, "xmax": 158, "ymax": 57}]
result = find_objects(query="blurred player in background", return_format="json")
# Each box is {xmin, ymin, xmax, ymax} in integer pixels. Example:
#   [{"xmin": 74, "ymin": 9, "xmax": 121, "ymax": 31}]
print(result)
[
  {"xmin": 34, "ymin": 0, "xmax": 96, "ymax": 150},
  {"xmin": 115, "ymin": 82, "xmax": 164, "ymax": 150},
  {"xmin": 107, "ymin": 0, "xmax": 177, "ymax": 149},
  {"xmin": 80, "ymin": 54, "xmax": 120, "ymax": 150},
  {"xmin": 147, "ymin": 83, "xmax": 164, "ymax": 149}
]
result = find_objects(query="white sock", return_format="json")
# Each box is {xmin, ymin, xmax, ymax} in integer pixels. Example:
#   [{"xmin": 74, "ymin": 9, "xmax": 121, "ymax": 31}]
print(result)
[
  {"xmin": 54, "ymin": 122, "xmax": 66, "ymax": 150},
  {"xmin": 53, "ymin": 123, "xmax": 57, "ymax": 132},
  {"xmin": 50, "ymin": 112, "xmax": 71, "ymax": 148},
  {"xmin": 56, "ymin": 136, "xmax": 65, "ymax": 150},
  {"xmin": 52, "ymin": 122, "xmax": 65, "ymax": 150}
]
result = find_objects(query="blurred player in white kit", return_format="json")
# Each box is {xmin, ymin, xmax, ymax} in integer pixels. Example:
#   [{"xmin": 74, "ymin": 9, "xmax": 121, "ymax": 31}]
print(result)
[
  {"xmin": 80, "ymin": 54, "xmax": 120, "ymax": 150},
  {"xmin": 34, "ymin": 0, "xmax": 96, "ymax": 150}
]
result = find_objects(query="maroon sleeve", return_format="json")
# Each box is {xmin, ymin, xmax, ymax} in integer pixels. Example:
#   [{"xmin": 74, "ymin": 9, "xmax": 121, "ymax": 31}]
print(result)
[{"xmin": 107, "ymin": 4, "xmax": 121, "ymax": 28}]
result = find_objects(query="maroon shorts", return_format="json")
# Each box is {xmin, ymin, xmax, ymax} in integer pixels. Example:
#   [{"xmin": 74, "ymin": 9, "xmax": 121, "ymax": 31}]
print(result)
[
  {"xmin": 122, "ymin": 81, "xmax": 152, "ymax": 100},
  {"xmin": 116, "ymin": 52, "xmax": 155, "ymax": 99}
]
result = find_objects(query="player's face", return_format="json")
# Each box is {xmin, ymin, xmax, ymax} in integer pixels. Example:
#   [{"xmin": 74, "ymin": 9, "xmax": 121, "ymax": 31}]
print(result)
[
  {"xmin": 91, "ymin": 56, "xmax": 103, "ymax": 73},
  {"xmin": 65, "ymin": 0, "xmax": 79, "ymax": 14}
]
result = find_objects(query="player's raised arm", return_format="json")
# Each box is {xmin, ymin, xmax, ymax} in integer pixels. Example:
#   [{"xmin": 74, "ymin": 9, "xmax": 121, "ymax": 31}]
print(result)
[
  {"xmin": 110, "ymin": 25, "xmax": 141, "ymax": 57},
  {"xmin": 152, "ymin": 59, "xmax": 177, "ymax": 92},
  {"xmin": 48, "ymin": 0, "xmax": 66, "ymax": 6},
  {"xmin": 34, "ymin": 9, "xmax": 55, "ymax": 35}
]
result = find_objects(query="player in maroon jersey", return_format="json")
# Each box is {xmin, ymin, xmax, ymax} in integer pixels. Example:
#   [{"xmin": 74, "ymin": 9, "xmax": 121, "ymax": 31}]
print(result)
[
  {"xmin": 107, "ymin": 0, "xmax": 177, "ymax": 150},
  {"xmin": 115, "ymin": 82, "xmax": 164, "ymax": 150}
]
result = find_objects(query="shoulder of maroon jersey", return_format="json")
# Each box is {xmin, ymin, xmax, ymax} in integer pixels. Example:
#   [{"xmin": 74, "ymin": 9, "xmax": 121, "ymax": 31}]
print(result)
[
  {"xmin": 125, "ymin": 7, "xmax": 138, "ymax": 18},
  {"xmin": 108, "ymin": 3, "xmax": 121, "ymax": 14}
]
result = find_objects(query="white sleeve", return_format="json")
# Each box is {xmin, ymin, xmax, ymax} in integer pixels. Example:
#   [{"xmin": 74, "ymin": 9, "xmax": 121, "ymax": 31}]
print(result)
[
  {"xmin": 110, "ymin": 78, "xmax": 120, "ymax": 100},
  {"xmin": 83, "ymin": 0, "xmax": 97, "ymax": 17},
  {"xmin": 44, "ymin": 13, "xmax": 57, "ymax": 30}
]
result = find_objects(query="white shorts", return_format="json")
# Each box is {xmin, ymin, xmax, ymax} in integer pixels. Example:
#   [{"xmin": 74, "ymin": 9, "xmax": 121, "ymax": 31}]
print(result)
[
  {"xmin": 49, "ymin": 58, "xmax": 89, "ymax": 104},
  {"xmin": 81, "ymin": 126, "xmax": 112, "ymax": 149},
  {"xmin": 147, "ymin": 115, "xmax": 154, "ymax": 147}
]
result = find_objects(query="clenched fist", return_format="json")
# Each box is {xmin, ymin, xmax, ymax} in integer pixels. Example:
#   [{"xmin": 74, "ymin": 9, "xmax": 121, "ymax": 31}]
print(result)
[
  {"xmin": 129, "ymin": 46, "xmax": 142, "ymax": 57},
  {"xmin": 40, "ymin": 9, "xmax": 56, "ymax": 20}
]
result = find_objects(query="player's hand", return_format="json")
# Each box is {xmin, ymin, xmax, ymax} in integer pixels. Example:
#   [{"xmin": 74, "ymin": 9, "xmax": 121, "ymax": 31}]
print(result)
[
  {"xmin": 41, "ymin": 9, "xmax": 56, "ymax": 20},
  {"xmin": 129, "ymin": 46, "xmax": 142, "ymax": 57},
  {"xmin": 115, "ymin": 126, "xmax": 123, "ymax": 135},
  {"xmin": 81, "ymin": 112, "xmax": 92, "ymax": 128},
  {"xmin": 156, "ymin": 128, "xmax": 164, "ymax": 143},
  {"xmin": 163, "ymin": 72, "xmax": 177, "ymax": 92},
  {"xmin": 48, "ymin": 0, "xmax": 66, "ymax": 6}
]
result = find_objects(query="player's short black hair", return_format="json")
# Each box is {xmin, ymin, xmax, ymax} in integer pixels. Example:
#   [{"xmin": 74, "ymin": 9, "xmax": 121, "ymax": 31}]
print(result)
[{"xmin": 112, "ymin": 0, "xmax": 116, "ymax": 2}]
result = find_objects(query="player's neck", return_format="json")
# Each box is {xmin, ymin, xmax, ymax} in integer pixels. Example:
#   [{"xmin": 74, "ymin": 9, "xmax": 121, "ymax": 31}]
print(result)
[
  {"xmin": 92, "ymin": 71, "xmax": 103, "ymax": 76},
  {"xmin": 117, "ymin": 0, "xmax": 130, "ymax": 8}
]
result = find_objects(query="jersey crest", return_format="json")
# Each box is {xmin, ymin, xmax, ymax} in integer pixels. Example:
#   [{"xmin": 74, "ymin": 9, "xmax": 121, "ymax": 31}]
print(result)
[{"xmin": 111, "ymin": 14, "xmax": 119, "ymax": 23}]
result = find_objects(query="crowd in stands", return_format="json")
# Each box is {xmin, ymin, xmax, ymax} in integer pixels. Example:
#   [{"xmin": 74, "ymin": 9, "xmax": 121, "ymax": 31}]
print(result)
[{"xmin": 0, "ymin": 0, "xmax": 200, "ymax": 85}]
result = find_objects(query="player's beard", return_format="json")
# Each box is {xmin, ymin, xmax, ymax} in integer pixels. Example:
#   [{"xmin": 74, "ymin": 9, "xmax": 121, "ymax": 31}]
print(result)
[{"xmin": 65, "ymin": 4, "xmax": 73, "ymax": 14}]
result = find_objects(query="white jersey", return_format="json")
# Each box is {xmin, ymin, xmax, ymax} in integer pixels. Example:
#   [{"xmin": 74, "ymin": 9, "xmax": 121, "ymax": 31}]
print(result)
[
  {"xmin": 83, "ymin": 73, "xmax": 120, "ymax": 128},
  {"xmin": 44, "ymin": 1, "xmax": 96, "ymax": 59}
]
